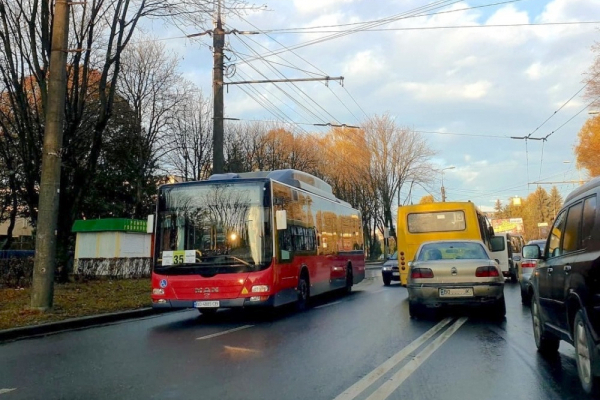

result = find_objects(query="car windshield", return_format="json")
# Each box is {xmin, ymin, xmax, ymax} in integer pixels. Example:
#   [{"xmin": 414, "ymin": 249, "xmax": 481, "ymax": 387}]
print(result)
[
  {"xmin": 417, "ymin": 241, "xmax": 488, "ymax": 261},
  {"xmin": 388, "ymin": 251, "xmax": 398, "ymax": 260}
]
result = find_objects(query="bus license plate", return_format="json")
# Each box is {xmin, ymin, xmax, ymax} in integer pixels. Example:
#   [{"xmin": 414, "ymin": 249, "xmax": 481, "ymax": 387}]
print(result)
[
  {"xmin": 439, "ymin": 288, "xmax": 473, "ymax": 297},
  {"xmin": 194, "ymin": 301, "xmax": 220, "ymax": 308}
]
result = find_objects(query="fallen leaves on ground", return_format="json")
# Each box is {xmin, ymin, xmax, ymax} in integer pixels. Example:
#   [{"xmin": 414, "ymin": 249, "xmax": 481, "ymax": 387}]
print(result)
[{"xmin": 0, "ymin": 279, "xmax": 151, "ymax": 330}]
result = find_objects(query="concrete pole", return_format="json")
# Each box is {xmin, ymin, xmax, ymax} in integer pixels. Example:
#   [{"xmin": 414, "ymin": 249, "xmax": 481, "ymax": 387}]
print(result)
[
  {"xmin": 30, "ymin": 0, "xmax": 70, "ymax": 310},
  {"xmin": 212, "ymin": 1, "xmax": 225, "ymax": 174}
]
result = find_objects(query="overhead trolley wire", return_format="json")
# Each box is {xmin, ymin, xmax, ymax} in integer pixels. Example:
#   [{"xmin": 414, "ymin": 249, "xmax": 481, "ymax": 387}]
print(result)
[
  {"xmin": 233, "ymin": 0, "xmax": 468, "ymax": 65},
  {"xmin": 262, "ymin": 21, "xmax": 600, "ymax": 34},
  {"xmin": 230, "ymin": 33, "xmax": 341, "ymax": 124},
  {"xmin": 235, "ymin": 0, "xmax": 524, "ymax": 65},
  {"xmin": 228, "ymin": 17, "xmax": 363, "ymax": 126}
]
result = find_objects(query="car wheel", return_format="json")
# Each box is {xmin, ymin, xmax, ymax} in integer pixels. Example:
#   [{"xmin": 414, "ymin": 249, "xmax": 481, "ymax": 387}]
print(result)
[
  {"xmin": 409, "ymin": 301, "xmax": 423, "ymax": 319},
  {"xmin": 531, "ymin": 299, "xmax": 559, "ymax": 354},
  {"xmin": 383, "ymin": 276, "xmax": 391, "ymax": 286},
  {"xmin": 491, "ymin": 296, "xmax": 506, "ymax": 318},
  {"xmin": 296, "ymin": 273, "xmax": 310, "ymax": 311},
  {"xmin": 521, "ymin": 289, "xmax": 531, "ymax": 305},
  {"xmin": 510, "ymin": 272, "xmax": 518, "ymax": 283},
  {"xmin": 574, "ymin": 310, "xmax": 600, "ymax": 394}
]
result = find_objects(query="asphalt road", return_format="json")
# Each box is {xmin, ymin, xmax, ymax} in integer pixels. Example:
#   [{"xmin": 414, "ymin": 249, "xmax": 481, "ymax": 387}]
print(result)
[{"xmin": 0, "ymin": 271, "xmax": 592, "ymax": 400}]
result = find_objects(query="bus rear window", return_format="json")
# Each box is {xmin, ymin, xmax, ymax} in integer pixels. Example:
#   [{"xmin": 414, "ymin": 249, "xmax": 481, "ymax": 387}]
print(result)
[{"xmin": 407, "ymin": 211, "xmax": 466, "ymax": 233}]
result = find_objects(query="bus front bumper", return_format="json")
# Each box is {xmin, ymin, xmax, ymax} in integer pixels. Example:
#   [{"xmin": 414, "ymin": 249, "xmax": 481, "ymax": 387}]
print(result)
[{"xmin": 152, "ymin": 296, "xmax": 275, "ymax": 309}]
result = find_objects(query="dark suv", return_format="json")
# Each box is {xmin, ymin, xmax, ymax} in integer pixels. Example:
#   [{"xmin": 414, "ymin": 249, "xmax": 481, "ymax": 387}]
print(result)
[{"xmin": 524, "ymin": 176, "xmax": 600, "ymax": 394}]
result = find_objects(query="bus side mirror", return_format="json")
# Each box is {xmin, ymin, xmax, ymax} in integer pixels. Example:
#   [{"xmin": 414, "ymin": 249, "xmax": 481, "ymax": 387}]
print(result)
[
  {"xmin": 276, "ymin": 210, "xmax": 287, "ymax": 230},
  {"xmin": 147, "ymin": 214, "xmax": 154, "ymax": 233}
]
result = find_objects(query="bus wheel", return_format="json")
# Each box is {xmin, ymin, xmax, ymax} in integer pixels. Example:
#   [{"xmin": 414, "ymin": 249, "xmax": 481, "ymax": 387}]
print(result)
[
  {"xmin": 296, "ymin": 273, "xmax": 310, "ymax": 311},
  {"xmin": 344, "ymin": 266, "xmax": 353, "ymax": 294}
]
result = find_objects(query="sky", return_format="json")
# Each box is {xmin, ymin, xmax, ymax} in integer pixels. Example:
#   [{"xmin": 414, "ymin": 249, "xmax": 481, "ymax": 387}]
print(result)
[{"xmin": 142, "ymin": 0, "xmax": 600, "ymax": 212}]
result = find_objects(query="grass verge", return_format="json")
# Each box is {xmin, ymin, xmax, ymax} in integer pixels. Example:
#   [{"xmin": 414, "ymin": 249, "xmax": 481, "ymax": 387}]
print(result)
[{"xmin": 0, "ymin": 279, "xmax": 151, "ymax": 331}]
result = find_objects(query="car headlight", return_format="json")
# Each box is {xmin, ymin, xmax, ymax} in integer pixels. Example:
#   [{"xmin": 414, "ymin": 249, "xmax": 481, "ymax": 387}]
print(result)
[{"xmin": 382, "ymin": 266, "xmax": 391, "ymax": 271}]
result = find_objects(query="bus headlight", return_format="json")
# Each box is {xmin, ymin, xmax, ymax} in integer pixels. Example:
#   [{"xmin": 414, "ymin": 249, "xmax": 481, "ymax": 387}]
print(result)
[
  {"xmin": 252, "ymin": 285, "xmax": 269, "ymax": 293},
  {"xmin": 152, "ymin": 288, "xmax": 165, "ymax": 295}
]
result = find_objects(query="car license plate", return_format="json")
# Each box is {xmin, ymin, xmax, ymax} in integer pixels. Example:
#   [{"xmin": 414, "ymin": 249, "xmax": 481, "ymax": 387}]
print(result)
[
  {"xmin": 392, "ymin": 272, "xmax": 400, "ymax": 276},
  {"xmin": 194, "ymin": 301, "xmax": 220, "ymax": 308},
  {"xmin": 439, "ymin": 288, "xmax": 474, "ymax": 297}
]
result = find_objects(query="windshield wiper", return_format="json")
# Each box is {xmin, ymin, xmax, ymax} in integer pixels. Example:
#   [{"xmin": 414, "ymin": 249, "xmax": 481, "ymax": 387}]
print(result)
[
  {"xmin": 201, "ymin": 254, "xmax": 253, "ymax": 266},
  {"xmin": 157, "ymin": 255, "xmax": 254, "ymax": 268}
]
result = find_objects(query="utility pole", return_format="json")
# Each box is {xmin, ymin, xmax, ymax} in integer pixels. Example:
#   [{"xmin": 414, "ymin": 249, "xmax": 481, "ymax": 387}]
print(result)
[
  {"xmin": 212, "ymin": 0, "xmax": 225, "ymax": 174},
  {"xmin": 200, "ymin": 0, "xmax": 344, "ymax": 173},
  {"xmin": 30, "ymin": 0, "xmax": 70, "ymax": 310},
  {"xmin": 440, "ymin": 166, "xmax": 454, "ymax": 202}
]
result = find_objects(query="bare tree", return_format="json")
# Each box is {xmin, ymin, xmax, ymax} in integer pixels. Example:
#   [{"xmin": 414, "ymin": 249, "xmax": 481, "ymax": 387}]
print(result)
[
  {"xmin": 116, "ymin": 39, "xmax": 188, "ymax": 215},
  {"xmin": 165, "ymin": 90, "xmax": 213, "ymax": 181},
  {"xmin": 362, "ymin": 114, "xmax": 436, "ymax": 241}
]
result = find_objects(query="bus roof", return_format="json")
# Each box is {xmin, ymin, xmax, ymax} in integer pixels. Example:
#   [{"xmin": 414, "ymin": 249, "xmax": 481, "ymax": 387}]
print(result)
[
  {"xmin": 207, "ymin": 169, "xmax": 350, "ymax": 206},
  {"xmin": 398, "ymin": 201, "xmax": 480, "ymax": 213}
]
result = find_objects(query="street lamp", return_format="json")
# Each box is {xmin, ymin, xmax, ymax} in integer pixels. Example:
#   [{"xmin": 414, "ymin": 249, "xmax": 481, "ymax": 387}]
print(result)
[{"xmin": 441, "ymin": 166, "xmax": 455, "ymax": 202}]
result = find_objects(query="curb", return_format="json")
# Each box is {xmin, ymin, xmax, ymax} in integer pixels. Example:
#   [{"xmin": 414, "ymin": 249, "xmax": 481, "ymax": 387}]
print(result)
[
  {"xmin": 0, "ymin": 307, "xmax": 164, "ymax": 343},
  {"xmin": 365, "ymin": 262, "xmax": 383, "ymax": 270}
]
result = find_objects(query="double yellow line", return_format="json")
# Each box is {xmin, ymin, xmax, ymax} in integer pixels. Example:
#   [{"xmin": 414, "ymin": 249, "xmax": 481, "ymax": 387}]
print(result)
[{"xmin": 333, "ymin": 317, "xmax": 468, "ymax": 400}]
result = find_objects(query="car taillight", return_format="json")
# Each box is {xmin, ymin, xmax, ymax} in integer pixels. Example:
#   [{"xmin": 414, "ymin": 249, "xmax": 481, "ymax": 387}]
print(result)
[
  {"xmin": 476, "ymin": 266, "xmax": 500, "ymax": 277},
  {"xmin": 522, "ymin": 261, "xmax": 537, "ymax": 269},
  {"xmin": 411, "ymin": 268, "xmax": 434, "ymax": 279}
]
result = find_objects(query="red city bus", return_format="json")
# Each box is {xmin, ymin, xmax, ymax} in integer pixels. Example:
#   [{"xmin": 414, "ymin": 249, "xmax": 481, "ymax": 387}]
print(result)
[{"xmin": 151, "ymin": 169, "xmax": 365, "ymax": 314}]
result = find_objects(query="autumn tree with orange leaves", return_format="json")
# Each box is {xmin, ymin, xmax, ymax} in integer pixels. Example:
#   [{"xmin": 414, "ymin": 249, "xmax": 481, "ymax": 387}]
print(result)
[
  {"xmin": 0, "ymin": 1, "xmax": 256, "ymax": 259},
  {"xmin": 575, "ymin": 116, "xmax": 600, "ymax": 177}
]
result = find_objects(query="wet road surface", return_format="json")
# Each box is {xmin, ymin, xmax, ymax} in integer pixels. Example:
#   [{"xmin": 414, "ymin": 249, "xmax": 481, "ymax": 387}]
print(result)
[{"xmin": 0, "ymin": 271, "xmax": 591, "ymax": 399}]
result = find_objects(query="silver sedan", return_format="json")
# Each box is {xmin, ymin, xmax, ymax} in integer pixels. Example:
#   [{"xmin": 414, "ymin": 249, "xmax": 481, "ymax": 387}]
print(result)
[
  {"xmin": 407, "ymin": 240, "xmax": 505, "ymax": 318},
  {"xmin": 519, "ymin": 239, "xmax": 545, "ymax": 304}
]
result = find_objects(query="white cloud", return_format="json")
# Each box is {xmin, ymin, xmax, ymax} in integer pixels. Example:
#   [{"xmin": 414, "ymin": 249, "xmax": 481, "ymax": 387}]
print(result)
[
  {"xmin": 342, "ymin": 50, "xmax": 387, "ymax": 82},
  {"xmin": 399, "ymin": 80, "xmax": 492, "ymax": 101},
  {"xmin": 293, "ymin": 0, "xmax": 355, "ymax": 14},
  {"xmin": 173, "ymin": 0, "xmax": 600, "ymax": 204},
  {"xmin": 525, "ymin": 63, "xmax": 543, "ymax": 80}
]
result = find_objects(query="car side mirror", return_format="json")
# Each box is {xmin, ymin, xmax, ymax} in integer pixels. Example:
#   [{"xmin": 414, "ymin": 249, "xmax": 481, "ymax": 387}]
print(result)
[
  {"xmin": 495, "ymin": 259, "xmax": 500, "ymax": 265},
  {"xmin": 408, "ymin": 261, "xmax": 413, "ymax": 268},
  {"xmin": 522, "ymin": 244, "xmax": 541, "ymax": 259}
]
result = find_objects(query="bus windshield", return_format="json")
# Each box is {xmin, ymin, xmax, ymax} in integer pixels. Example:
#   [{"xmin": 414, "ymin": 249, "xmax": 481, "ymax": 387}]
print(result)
[{"xmin": 154, "ymin": 181, "xmax": 273, "ymax": 272}]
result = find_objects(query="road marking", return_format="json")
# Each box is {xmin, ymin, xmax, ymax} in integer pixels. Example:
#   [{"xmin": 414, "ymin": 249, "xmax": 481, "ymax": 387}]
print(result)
[
  {"xmin": 333, "ymin": 317, "xmax": 453, "ymax": 400},
  {"xmin": 366, "ymin": 317, "xmax": 468, "ymax": 400},
  {"xmin": 0, "ymin": 389, "xmax": 16, "ymax": 395},
  {"xmin": 314, "ymin": 301, "xmax": 343, "ymax": 309},
  {"xmin": 196, "ymin": 325, "xmax": 254, "ymax": 340},
  {"xmin": 223, "ymin": 345, "xmax": 260, "ymax": 354}
]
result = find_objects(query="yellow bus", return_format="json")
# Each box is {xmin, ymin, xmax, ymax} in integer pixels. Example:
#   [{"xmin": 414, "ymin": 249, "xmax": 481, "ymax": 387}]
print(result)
[{"xmin": 395, "ymin": 201, "xmax": 495, "ymax": 285}]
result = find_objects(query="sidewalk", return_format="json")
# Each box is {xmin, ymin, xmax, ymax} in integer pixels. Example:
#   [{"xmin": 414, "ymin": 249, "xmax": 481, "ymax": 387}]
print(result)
[{"xmin": 365, "ymin": 261, "xmax": 383, "ymax": 270}]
